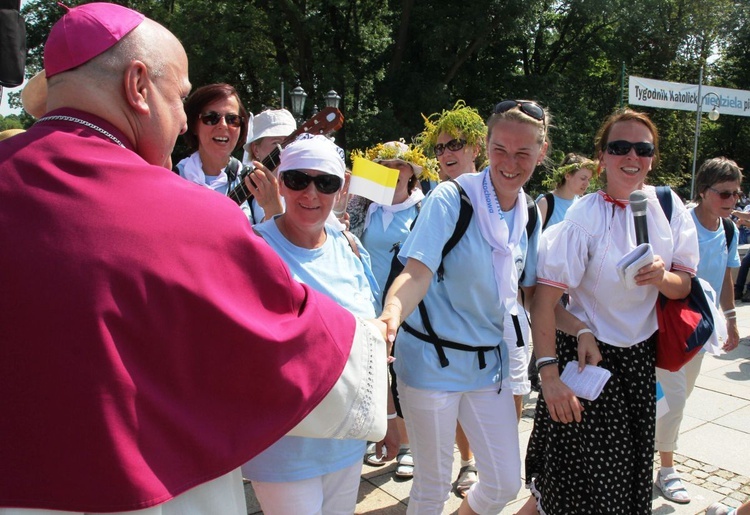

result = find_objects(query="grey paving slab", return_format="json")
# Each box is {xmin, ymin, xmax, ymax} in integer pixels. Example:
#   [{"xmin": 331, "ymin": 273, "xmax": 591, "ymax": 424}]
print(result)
[
  {"xmin": 683, "ymin": 386, "xmax": 750, "ymax": 421},
  {"xmin": 678, "ymin": 422, "xmax": 750, "ymax": 477},
  {"xmin": 714, "ymin": 404, "xmax": 750, "ymax": 433}
]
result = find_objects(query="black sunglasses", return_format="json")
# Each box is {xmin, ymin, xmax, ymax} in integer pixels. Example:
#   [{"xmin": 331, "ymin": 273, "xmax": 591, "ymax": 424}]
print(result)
[
  {"xmin": 434, "ymin": 139, "xmax": 467, "ymax": 157},
  {"xmin": 708, "ymin": 187, "xmax": 742, "ymax": 200},
  {"xmin": 493, "ymin": 100, "xmax": 546, "ymax": 126},
  {"xmin": 282, "ymin": 170, "xmax": 342, "ymax": 195},
  {"xmin": 199, "ymin": 111, "xmax": 244, "ymax": 128},
  {"xmin": 606, "ymin": 140, "xmax": 655, "ymax": 157}
]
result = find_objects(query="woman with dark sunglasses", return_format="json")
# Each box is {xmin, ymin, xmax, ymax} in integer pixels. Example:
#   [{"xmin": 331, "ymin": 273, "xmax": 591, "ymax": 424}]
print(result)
[
  {"xmin": 379, "ymin": 100, "xmax": 548, "ymax": 515},
  {"xmin": 242, "ymin": 134, "xmax": 399, "ymax": 515},
  {"xmin": 520, "ymin": 109, "xmax": 699, "ymax": 515},
  {"xmin": 176, "ymin": 83, "xmax": 253, "ymax": 219},
  {"xmin": 653, "ymin": 157, "xmax": 741, "ymax": 506}
]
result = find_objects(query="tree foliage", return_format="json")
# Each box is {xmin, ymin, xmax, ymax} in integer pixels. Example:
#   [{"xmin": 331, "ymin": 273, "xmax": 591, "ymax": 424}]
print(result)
[{"xmin": 17, "ymin": 0, "xmax": 750, "ymax": 197}]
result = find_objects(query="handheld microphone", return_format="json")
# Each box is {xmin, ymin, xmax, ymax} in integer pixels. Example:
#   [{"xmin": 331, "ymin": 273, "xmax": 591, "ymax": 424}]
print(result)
[{"xmin": 629, "ymin": 190, "xmax": 649, "ymax": 245}]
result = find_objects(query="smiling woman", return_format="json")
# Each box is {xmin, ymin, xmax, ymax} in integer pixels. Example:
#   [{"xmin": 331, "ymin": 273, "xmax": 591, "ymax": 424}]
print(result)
[{"xmin": 174, "ymin": 83, "xmax": 253, "ymax": 218}]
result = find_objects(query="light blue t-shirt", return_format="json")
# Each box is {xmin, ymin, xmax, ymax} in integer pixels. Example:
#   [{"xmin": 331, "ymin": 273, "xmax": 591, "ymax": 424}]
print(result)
[
  {"xmin": 394, "ymin": 180, "xmax": 540, "ymax": 392},
  {"xmin": 241, "ymin": 218, "xmax": 378, "ymax": 482},
  {"xmin": 536, "ymin": 192, "xmax": 577, "ymax": 229},
  {"xmin": 361, "ymin": 205, "xmax": 420, "ymax": 309},
  {"xmin": 690, "ymin": 209, "xmax": 740, "ymax": 303}
]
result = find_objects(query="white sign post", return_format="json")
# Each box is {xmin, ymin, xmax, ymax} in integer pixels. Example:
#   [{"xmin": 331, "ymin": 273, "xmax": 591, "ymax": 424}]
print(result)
[{"xmin": 629, "ymin": 73, "xmax": 750, "ymax": 199}]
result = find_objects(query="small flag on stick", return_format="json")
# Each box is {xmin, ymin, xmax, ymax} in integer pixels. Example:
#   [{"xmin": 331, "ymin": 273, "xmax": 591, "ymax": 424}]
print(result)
[
  {"xmin": 656, "ymin": 381, "xmax": 670, "ymax": 420},
  {"xmin": 349, "ymin": 156, "xmax": 399, "ymax": 206}
]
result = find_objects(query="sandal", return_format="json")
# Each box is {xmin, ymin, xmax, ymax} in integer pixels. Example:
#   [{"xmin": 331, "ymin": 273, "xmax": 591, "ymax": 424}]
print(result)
[
  {"xmin": 394, "ymin": 448, "xmax": 414, "ymax": 478},
  {"xmin": 454, "ymin": 464, "xmax": 478, "ymax": 498},
  {"xmin": 655, "ymin": 470, "xmax": 691, "ymax": 504},
  {"xmin": 364, "ymin": 442, "xmax": 385, "ymax": 467}
]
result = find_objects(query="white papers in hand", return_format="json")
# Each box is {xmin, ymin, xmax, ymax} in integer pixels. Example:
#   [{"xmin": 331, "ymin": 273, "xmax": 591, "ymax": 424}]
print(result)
[
  {"xmin": 559, "ymin": 361, "xmax": 612, "ymax": 401},
  {"xmin": 615, "ymin": 243, "xmax": 654, "ymax": 289}
]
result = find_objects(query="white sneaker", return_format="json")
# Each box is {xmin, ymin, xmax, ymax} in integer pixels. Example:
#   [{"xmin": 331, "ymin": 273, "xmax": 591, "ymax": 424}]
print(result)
[{"xmin": 706, "ymin": 502, "xmax": 735, "ymax": 515}]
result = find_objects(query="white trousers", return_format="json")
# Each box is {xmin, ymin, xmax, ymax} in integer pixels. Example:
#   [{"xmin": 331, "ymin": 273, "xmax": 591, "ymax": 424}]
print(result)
[
  {"xmin": 504, "ymin": 309, "xmax": 531, "ymax": 396},
  {"xmin": 0, "ymin": 469, "xmax": 246, "ymax": 515},
  {"xmin": 655, "ymin": 351, "xmax": 705, "ymax": 452},
  {"xmin": 400, "ymin": 382, "xmax": 521, "ymax": 515},
  {"xmin": 250, "ymin": 461, "xmax": 362, "ymax": 515}
]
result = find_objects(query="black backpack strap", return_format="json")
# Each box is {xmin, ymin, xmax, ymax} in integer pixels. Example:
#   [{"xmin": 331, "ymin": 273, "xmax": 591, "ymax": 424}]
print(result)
[
  {"xmin": 224, "ymin": 158, "xmax": 241, "ymax": 184},
  {"xmin": 655, "ymin": 186, "xmax": 673, "ymax": 222},
  {"xmin": 722, "ymin": 217, "xmax": 735, "ymax": 251},
  {"xmin": 401, "ymin": 319, "xmax": 498, "ymax": 369},
  {"xmin": 542, "ymin": 192, "xmax": 555, "ymax": 230},
  {"xmin": 525, "ymin": 193, "xmax": 538, "ymax": 237},
  {"xmin": 437, "ymin": 180, "xmax": 474, "ymax": 282}
]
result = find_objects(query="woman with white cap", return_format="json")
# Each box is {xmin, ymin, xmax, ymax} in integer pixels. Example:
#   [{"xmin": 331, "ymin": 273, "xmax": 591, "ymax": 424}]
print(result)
[
  {"xmin": 241, "ymin": 134, "xmax": 399, "ymax": 515},
  {"xmin": 241, "ymin": 108, "xmax": 298, "ymax": 223}
]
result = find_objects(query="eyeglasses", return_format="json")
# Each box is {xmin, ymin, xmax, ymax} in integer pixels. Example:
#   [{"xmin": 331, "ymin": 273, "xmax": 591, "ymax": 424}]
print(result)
[
  {"xmin": 199, "ymin": 111, "xmax": 244, "ymax": 128},
  {"xmin": 433, "ymin": 139, "xmax": 467, "ymax": 157},
  {"xmin": 606, "ymin": 140, "xmax": 655, "ymax": 157},
  {"xmin": 708, "ymin": 187, "xmax": 742, "ymax": 200},
  {"xmin": 493, "ymin": 100, "xmax": 546, "ymax": 126},
  {"xmin": 281, "ymin": 170, "xmax": 342, "ymax": 194}
]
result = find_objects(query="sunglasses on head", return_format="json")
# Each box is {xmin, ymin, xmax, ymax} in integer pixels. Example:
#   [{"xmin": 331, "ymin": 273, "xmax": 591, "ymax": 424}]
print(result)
[
  {"xmin": 434, "ymin": 138, "xmax": 467, "ymax": 157},
  {"xmin": 493, "ymin": 100, "xmax": 546, "ymax": 126},
  {"xmin": 282, "ymin": 170, "xmax": 342, "ymax": 194},
  {"xmin": 199, "ymin": 111, "xmax": 244, "ymax": 128},
  {"xmin": 708, "ymin": 187, "xmax": 742, "ymax": 200},
  {"xmin": 606, "ymin": 140, "xmax": 655, "ymax": 157}
]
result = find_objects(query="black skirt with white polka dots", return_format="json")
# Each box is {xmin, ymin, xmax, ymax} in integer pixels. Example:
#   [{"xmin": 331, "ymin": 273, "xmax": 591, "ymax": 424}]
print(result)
[{"xmin": 525, "ymin": 330, "xmax": 657, "ymax": 515}]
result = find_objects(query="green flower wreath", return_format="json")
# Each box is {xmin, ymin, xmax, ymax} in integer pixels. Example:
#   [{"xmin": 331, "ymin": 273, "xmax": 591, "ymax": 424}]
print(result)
[
  {"xmin": 415, "ymin": 100, "xmax": 487, "ymax": 159},
  {"xmin": 350, "ymin": 140, "xmax": 439, "ymax": 182},
  {"xmin": 541, "ymin": 160, "xmax": 598, "ymax": 191}
]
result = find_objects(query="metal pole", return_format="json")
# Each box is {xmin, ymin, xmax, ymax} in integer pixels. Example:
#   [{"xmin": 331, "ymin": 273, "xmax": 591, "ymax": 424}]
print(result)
[
  {"xmin": 690, "ymin": 66, "xmax": 704, "ymax": 201},
  {"xmin": 280, "ymin": 80, "xmax": 285, "ymax": 109},
  {"xmin": 620, "ymin": 61, "xmax": 626, "ymax": 108}
]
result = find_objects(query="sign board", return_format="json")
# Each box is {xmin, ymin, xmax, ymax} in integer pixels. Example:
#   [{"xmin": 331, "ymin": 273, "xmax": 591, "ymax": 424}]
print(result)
[{"xmin": 629, "ymin": 75, "xmax": 750, "ymax": 117}]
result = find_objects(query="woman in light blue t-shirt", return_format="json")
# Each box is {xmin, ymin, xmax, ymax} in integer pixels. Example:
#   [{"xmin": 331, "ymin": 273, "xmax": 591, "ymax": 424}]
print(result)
[
  {"xmin": 242, "ymin": 135, "xmax": 396, "ymax": 515},
  {"xmin": 654, "ymin": 157, "xmax": 741, "ymax": 505},
  {"xmin": 380, "ymin": 100, "xmax": 550, "ymax": 515}
]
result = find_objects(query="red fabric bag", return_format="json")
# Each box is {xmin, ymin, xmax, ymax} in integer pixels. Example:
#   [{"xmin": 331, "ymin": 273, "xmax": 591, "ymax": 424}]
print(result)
[{"xmin": 655, "ymin": 276, "xmax": 714, "ymax": 372}]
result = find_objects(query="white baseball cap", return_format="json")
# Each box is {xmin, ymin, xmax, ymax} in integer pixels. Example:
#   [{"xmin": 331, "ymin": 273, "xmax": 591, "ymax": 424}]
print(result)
[{"xmin": 243, "ymin": 109, "xmax": 297, "ymax": 152}]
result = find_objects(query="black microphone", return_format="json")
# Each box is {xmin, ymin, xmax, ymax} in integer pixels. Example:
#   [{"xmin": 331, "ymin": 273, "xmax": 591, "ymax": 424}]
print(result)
[{"xmin": 630, "ymin": 190, "xmax": 649, "ymax": 245}]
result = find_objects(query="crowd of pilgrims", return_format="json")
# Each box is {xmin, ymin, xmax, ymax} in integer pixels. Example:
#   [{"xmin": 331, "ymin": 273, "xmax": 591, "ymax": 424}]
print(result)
[{"xmin": 171, "ymin": 82, "xmax": 742, "ymax": 515}]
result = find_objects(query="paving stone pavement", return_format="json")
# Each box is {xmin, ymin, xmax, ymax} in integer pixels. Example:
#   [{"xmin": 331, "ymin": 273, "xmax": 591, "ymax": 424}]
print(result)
[{"xmin": 244, "ymin": 302, "xmax": 750, "ymax": 514}]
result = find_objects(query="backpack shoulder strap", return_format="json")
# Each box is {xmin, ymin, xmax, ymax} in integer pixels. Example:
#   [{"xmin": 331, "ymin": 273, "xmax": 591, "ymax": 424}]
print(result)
[
  {"xmin": 436, "ymin": 180, "xmax": 474, "ymax": 281},
  {"xmin": 542, "ymin": 192, "xmax": 555, "ymax": 230},
  {"xmin": 655, "ymin": 186, "xmax": 673, "ymax": 222},
  {"xmin": 342, "ymin": 230, "xmax": 361, "ymax": 259},
  {"xmin": 722, "ymin": 217, "xmax": 735, "ymax": 251},
  {"xmin": 526, "ymin": 193, "xmax": 538, "ymax": 238}
]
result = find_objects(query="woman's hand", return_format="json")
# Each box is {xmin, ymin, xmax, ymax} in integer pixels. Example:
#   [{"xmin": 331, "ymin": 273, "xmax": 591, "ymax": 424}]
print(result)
[
  {"xmin": 634, "ymin": 254, "xmax": 666, "ymax": 287},
  {"xmin": 724, "ymin": 318, "xmax": 740, "ymax": 352},
  {"xmin": 540, "ymin": 372, "xmax": 584, "ymax": 423},
  {"xmin": 247, "ymin": 161, "xmax": 284, "ymax": 218},
  {"xmin": 373, "ymin": 417, "xmax": 401, "ymax": 462},
  {"xmin": 576, "ymin": 332, "xmax": 602, "ymax": 370}
]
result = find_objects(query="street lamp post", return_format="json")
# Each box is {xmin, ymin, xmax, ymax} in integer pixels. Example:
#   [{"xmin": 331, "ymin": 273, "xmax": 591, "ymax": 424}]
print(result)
[
  {"xmin": 690, "ymin": 66, "xmax": 721, "ymax": 200},
  {"xmin": 289, "ymin": 84, "xmax": 307, "ymax": 122},
  {"xmin": 324, "ymin": 90, "xmax": 341, "ymax": 109}
]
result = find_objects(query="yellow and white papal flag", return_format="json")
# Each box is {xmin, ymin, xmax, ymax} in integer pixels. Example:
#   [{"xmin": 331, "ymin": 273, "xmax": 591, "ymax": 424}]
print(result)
[{"xmin": 349, "ymin": 156, "xmax": 399, "ymax": 206}]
